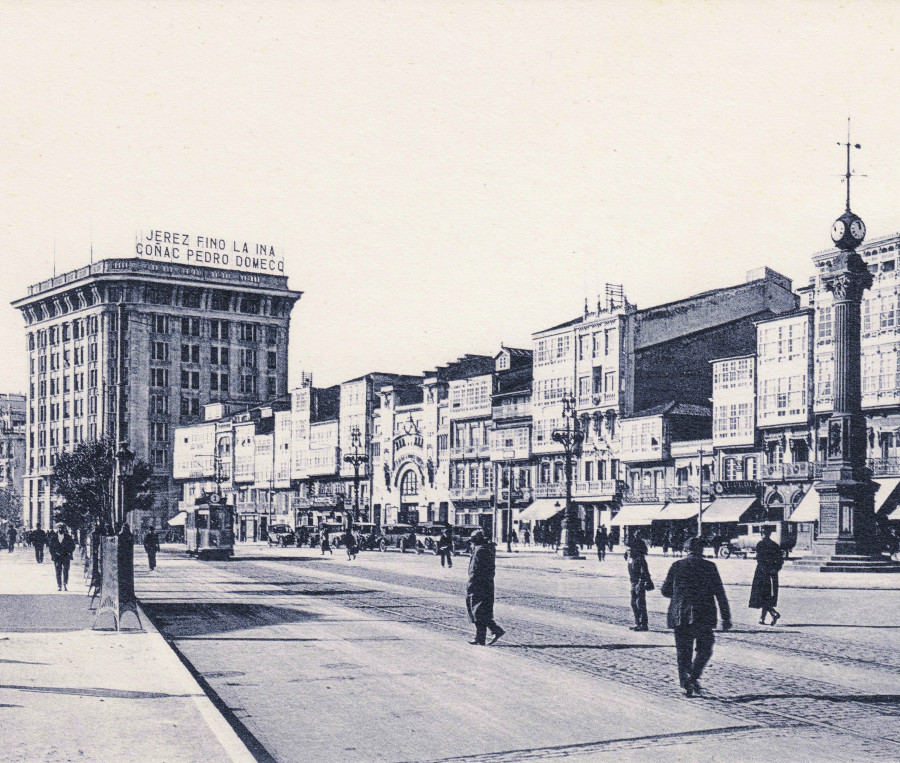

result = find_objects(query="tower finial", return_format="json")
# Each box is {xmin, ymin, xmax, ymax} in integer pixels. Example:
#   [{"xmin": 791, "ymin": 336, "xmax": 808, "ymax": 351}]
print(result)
[{"xmin": 839, "ymin": 117, "xmax": 862, "ymax": 213}]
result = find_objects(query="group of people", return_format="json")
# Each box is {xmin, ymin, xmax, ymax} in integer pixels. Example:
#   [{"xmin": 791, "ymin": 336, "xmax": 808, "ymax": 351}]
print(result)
[{"xmin": 624, "ymin": 526, "xmax": 784, "ymax": 696}]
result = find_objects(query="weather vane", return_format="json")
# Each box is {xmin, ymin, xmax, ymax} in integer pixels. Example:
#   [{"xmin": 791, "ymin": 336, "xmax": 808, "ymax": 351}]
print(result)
[{"xmin": 838, "ymin": 117, "xmax": 863, "ymax": 213}]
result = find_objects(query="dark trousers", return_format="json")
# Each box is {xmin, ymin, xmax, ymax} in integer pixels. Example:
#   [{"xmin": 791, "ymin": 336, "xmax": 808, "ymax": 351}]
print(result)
[
  {"xmin": 147, "ymin": 551, "xmax": 157, "ymax": 571},
  {"xmin": 597, "ymin": 544, "xmax": 605, "ymax": 561},
  {"xmin": 630, "ymin": 583, "xmax": 648, "ymax": 628},
  {"xmin": 54, "ymin": 558, "xmax": 71, "ymax": 589},
  {"xmin": 474, "ymin": 619, "xmax": 502, "ymax": 645},
  {"xmin": 673, "ymin": 624, "xmax": 715, "ymax": 687},
  {"xmin": 439, "ymin": 549, "xmax": 453, "ymax": 567},
  {"xmin": 34, "ymin": 545, "xmax": 44, "ymax": 563}
]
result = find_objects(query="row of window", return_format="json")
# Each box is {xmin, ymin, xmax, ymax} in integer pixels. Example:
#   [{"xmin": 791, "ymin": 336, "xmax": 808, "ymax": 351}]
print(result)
[{"xmin": 144, "ymin": 286, "xmax": 274, "ymax": 315}]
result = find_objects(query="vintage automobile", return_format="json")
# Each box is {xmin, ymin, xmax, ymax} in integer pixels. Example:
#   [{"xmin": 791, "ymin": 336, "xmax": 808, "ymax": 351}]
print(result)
[
  {"xmin": 375, "ymin": 523, "xmax": 421, "ymax": 552},
  {"xmin": 451, "ymin": 524, "xmax": 483, "ymax": 555},
  {"xmin": 718, "ymin": 522, "xmax": 797, "ymax": 558},
  {"xmin": 354, "ymin": 523, "xmax": 380, "ymax": 551},
  {"xmin": 266, "ymin": 524, "xmax": 296, "ymax": 547},
  {"xmin": 416, "ymin": 522, "xmax": 451, "ymax": 553}
]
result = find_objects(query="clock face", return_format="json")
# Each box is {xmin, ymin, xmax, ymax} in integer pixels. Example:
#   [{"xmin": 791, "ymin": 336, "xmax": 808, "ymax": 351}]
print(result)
[
  {"xmin": 850, "ymin": 219, "xmax": 866, "ymax": 240},
  {"xmin": 831, "ymin": 219, "xmax": 846, "ymax": 242}
]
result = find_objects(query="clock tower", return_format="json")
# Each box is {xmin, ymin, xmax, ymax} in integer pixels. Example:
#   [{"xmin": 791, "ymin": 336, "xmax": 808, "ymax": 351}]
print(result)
[{"xmin": 800, "ymin": 126, "xmax": 900, "ymax": 571}]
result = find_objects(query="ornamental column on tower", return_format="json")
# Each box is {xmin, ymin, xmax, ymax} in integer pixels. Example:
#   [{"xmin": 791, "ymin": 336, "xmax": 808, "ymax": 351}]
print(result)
[{"xmin": 812, "ymin": 203, "xmax": 879, "ymax": 557}]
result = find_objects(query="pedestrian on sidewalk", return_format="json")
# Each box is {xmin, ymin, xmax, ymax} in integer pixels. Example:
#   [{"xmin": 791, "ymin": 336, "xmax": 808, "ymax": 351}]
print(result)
[
  {"xmin": 30, "ymin": 526, "xmax": 47, "ymax": 564},
  {"xmin": 143, "ymin": 527, "xmax": 161, "ymax": 571},
  {"xmin": 662, "ymin": 529, "xmax": 671, "ymax": 557},
  {"xmin": 626, "ymin": 537, "xmax": 653, "ymax": 631},
  {"xmin": 47, "ymin": 524, "xmax": 76, "ymax": 591},
  {"xmin": 750, "ymin": 526, "xmax": 783, "ymax": 625},
  {"xmin": 660, "ymin": 536, "xmax": 732, "ymax": 697},
  {"xmin": 595, "ymin": 526, "xmax": 607, "ymax": 561},
  {"xmin": 320, "ymin": 530, "xmax": 332, "ymax": 555},
  {"xmin": 7, "ymin": 525, "xmax": 17, "ymax": 553},
  {"xmin": 437, "ymin": 527, "xmax": 453, "ymax": 568},
  {"xmin": 466, "ymin": 529, "xmax": 505, "ymax": 646},
  {"xmin": 523, "ymin": 527, "xmax": 530, "ymax": 546}
]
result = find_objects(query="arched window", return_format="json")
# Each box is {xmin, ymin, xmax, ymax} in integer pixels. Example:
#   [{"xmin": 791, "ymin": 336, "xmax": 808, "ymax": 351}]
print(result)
[{"xmin": 400, "ymin": 470, "xmax": 419, "ymax": 497}]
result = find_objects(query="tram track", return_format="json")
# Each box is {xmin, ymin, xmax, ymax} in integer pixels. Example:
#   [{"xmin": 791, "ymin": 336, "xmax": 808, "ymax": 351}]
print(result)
[{"xmin": 206, "ymin": 557, "xmax": 900, "ymax": 756}]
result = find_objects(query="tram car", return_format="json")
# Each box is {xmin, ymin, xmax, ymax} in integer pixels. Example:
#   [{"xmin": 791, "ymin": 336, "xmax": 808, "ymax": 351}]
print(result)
[{"xmin": 185, "ymin": 500, "xmax": 235, "ymax": 560}]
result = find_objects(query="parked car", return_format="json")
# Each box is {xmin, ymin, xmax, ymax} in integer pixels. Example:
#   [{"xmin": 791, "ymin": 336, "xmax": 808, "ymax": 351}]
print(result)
[
  {"xmin": 417, "ymin": 522, "xmax": 451, "ymax": 553},
  {"xmin": 376, "ymin": 523, "xmax": 420, "ymax": 552},
  {"xmin": 724, "ymin": 522, "xmax": 797, "ymax": 558},
  {"xmin": 267, "ymin": 524, "xmax": 295, "ymax": 547},
  {"xmin": 452, "ymin": 524, "xmax": 483, "ymax": 555},
  {"xmin": 354, "ymin": 523, "xmax": 380, "ymax": 551}
]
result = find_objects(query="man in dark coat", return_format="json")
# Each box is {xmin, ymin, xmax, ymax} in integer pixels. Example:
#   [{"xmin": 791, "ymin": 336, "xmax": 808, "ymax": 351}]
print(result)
[
  {"xmin": 466, "ymin": 529, "xmax": 505, "ymax": 645},
  {"xmin": 31, "ymin": 526, "xmax": 47, "ymax": 564},
  {"xmin": 436, "ymin": 527, "xmax": 453, "ymax": 568},
  {"xmin": 660, "ymin": 536, "xmax": 732, "ymax": 696},
  {"xmin": 749, "ymin": 526, "xmax": 783, "ymax": 625},
  {"xmin": 7, "ymin": 525, "xmax": 16, "ymax": 552},
  {"xmin": 627, "ymin": 538, "xmax": 653, "ymax": 631},
  {"xmin": 595, "ymin": 526, "xmax": 608, "ymax": 561},
  {"xmin": 143, "ymin": 527, "xmax": 161, "ymax": 571},
  {"xmin": 47, "ymin": 524, "xmax": 77, "ymax": 591}
]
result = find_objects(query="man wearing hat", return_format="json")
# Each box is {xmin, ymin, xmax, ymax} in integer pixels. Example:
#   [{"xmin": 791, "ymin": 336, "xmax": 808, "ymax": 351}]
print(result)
[
  {"xmin": 466, "ymin": 529, "xmax": 505, "ymax": 645},
  {"xmin": 626, "ymin": 536, "xmax": 653, "ymax": 631},
  {"xmin": 660, "ymin": 536, "xmax": 732, "ymax": 697},
  {"xmin": 47, "ymin": 523, "xmax": 76, "ymax": 592}
]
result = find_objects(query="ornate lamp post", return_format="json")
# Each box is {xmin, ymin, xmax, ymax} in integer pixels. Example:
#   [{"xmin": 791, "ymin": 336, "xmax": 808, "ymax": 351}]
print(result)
[
  {"xmin": 552, "ymin": 394, "xmax": 584, "ymax": 558},
  {"xmin": 343, "ymin": 425, "xmax": 369, "ymax": 527}
]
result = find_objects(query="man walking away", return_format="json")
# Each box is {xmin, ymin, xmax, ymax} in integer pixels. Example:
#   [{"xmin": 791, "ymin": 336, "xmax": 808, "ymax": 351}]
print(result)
[
  {"xmin": 344, "ymin": 526, "xmax": 358, "ymax": 561},
  {"xmin": 47, "ymin": 524, "xmax": 76, "ymax": 591},
  {"xmin": 7, "ymin": 525, "xmax": 16, "ymax": 553},
  {"xmin": 750, "ymin": 526, "xmax": 783, "ymax": 625},
  {"xmin": 626, "ymin": 537, "xmax": 653, "ymax": 630},
  {"xmin": 466, "ymin": 529, "xmax": 505, "ymax": 645},
  {"xmin": 31, "ymin": 526, "xmax": 47, "ymax": 564},
  {"xmin": 595, "ymin": 526, "xmax": 607, "ymax": 561},
  {"xmin": 437, "ymin": 527, "xmax": 453, "ymax": 568},
  {"xmin": 661, "ymin": 536, "xmax": 732, "ymax": 697},
  {"xmin": 143, "ymin": 527, "xmax": 161, "ymax": 571}
]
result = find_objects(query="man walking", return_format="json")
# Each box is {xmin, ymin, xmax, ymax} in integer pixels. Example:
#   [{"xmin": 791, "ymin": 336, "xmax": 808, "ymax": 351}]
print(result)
[
  {"xmin": 47, "ymin": 524, "xmax": 76, "ymax": 591},
  {"xmin": 31, "ymin": 526, "xmax": 47, "ymax": 564},
  {"xmin": 143, "ymin": 526, "xmax": 161, "ymax": 571},
  {"xmin": 7, "ymin": 525, "xmax": 16, "ymax": 553},
  {"xmin": 626, "ymin": 537, "xmax": 653, "ymax": 631},
  {"xmin": 466, "ymin": 529, "xmax": 505, "ymax": 645},
  {"xmin": 660, "ymin": 536, "xmax": 732, "ymax": 697},
  {"xmin": 595, "ymin": 526, "xmax": 607, "ymax": 561},
  {"xmin": 436, "ymin": 527, "xmax": 453, "ymax": 568}
]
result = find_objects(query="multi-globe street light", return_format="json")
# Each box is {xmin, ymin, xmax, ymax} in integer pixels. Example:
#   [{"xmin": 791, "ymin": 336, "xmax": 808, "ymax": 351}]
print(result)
[
  {"xmin": 343, "ymin": 425, "xmax": 369, "ymax": 527},
  {"xmin": 551, "ymin": 394, "xmax": 584, "ymax": 559}
]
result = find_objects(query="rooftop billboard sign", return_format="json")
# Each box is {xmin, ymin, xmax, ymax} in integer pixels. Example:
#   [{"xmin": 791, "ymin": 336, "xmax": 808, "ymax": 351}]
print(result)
[{"xmin": 135, "ymin": 229, "xmax": 285, "ymax": 275}]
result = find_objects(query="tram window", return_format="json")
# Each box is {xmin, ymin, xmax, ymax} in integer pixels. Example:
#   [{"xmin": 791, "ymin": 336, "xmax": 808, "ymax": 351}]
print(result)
[{"xmin": 196, "ymin": 512, "xmax": 209, "ymax": 530}]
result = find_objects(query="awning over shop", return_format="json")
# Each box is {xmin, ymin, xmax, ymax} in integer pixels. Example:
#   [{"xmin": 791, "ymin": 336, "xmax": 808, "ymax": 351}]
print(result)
[
  {"xmin": 789, "ymin": 486, "xmax": 819, "ymax": 523},
  {"xmin": 610, "ymin": 503, "xmax": 666, "ymax": 526},
  {"xmin": 656, "ymin": 502, "xmax": 700, "ymax": 521},
  {"xmin": 167, "ymin": 511, "xmax": 187, "ymax": 527},
  {"xmin": 517, "ymin": 499, "xmax": 564, "ymax": 522},
  {"xmin": 701, "ymin": 496, "xmax": 757, "ymax": 523},
  {"xmin": 790, "ymin": 478, "xmax": 900, "ymax": 523}
]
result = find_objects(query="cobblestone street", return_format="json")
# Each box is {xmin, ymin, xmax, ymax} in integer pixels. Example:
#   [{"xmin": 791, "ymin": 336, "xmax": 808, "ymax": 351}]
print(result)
[{"xmin": 135, "ymin": 546, "xmax": 900, "ymax": 762}]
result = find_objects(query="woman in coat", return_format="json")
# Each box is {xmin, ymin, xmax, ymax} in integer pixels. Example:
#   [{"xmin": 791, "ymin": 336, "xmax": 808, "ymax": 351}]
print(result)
[{"xmin": 749, "ymin": 527, "xmax": 783, "ymax": 625}]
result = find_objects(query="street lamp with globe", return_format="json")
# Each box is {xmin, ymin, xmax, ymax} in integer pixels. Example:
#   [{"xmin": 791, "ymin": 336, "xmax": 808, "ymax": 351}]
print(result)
[
  {"xmin": 343, "ymin": 425, "xmax": 369, "ymax": 527},
  {"xmin": 551, "ymin": 394, "xmax": 584, "ymax": 558}
]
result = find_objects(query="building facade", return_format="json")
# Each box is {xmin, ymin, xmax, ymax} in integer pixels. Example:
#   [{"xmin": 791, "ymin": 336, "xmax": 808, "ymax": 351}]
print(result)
[{"xmin": 14, "ymin": 258, "xmax": 301, "ymax": 531}]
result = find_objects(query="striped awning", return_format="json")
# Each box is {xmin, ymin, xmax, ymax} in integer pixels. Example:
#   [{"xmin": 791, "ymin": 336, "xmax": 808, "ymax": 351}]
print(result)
[{"xmin": 610, "ymin": 503, "xmax": 666, "ymax": 526}]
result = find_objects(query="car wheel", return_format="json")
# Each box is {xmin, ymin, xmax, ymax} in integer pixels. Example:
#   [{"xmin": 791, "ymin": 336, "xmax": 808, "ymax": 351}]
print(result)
[
  {"xmin": 379, "ymin": 540, "xmax": 387, "ymax": 552},
  {"xmin": 719, "ymin": 547, "xmax": 731, "ymax": 559}
]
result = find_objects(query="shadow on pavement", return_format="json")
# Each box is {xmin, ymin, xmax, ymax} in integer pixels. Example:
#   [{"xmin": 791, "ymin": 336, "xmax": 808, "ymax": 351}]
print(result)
[
  {"xmin": 727, "ymin": 693, "xmax": 900, "ymax": 706},
  {"xmin": 0, "ymin": 684, "xmax": 196, "ymax": 700},
  {"xmin": 781, "ymin": 623, "xmax": 900, "ymax": 629},
  {"xmin": 0, "ymin": 594, "xmax": 94, "ymax": 632},
  {"xmin": 141, "ymin": 601, "xmax": 325, "ymax": 638},
  {"xmin": 499, "ymin": 643, "xmax": 671, "ymax": 650}
]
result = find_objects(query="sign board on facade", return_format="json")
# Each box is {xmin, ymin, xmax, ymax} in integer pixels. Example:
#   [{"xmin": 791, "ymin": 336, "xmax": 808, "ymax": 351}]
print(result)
[{"xmin": 135, "ymin": 229, "xmax": 285, "ymax": 275}]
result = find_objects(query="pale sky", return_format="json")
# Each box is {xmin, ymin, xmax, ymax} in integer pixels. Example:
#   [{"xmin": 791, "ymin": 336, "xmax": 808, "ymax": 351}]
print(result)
[{"xmin": 3, "ymin": 1, "xmax": 900, "ymax": 392}]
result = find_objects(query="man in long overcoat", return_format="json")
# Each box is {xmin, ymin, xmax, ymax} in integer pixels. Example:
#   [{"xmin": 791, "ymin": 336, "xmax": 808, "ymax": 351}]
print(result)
[
  {"xmin": 660, "ymin": 536, "xmax": 732, "ymax": 696},
  {"xmin": 749, "ymin": 526, "xmax": 783, "ymax": 625},
  {"xmin": 466, "ymin": 529, "xmax": 505, "ymax": 645},
  {"xmin": 47, "ymin": 524, "xmax": 76, "ymax": 591},
  {"xmin": 31, "ymin": 526, "xmax": 47, "ymax": 564},
  {"xmin": 143, "ymin": 527, "xmax": 161, "ymax": 571}
]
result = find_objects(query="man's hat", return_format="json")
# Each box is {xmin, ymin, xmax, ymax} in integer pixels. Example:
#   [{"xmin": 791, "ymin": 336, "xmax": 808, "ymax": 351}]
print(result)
[
  {"xmin": 685, "ymin": 536, "xmax": 704, "ymax": 555},
  {"xmin": 470, "ymin": 529, "xmax": 485, "ymax": 542}
]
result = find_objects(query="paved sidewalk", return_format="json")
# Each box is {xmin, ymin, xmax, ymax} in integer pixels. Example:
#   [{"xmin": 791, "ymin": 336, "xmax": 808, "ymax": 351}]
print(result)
[{"xmin": 0, "ymin": 545, "xmax": 254, "ymax": 763}]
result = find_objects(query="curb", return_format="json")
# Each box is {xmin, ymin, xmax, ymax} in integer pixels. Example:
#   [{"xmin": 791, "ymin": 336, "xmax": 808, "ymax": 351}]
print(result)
[{"xmin": 136, "ymin": 601, "xmax": 264, "ymax": 763}]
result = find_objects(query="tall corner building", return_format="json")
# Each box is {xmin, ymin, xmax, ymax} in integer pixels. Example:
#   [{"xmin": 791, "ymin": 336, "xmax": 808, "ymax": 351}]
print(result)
[{"xmin": 13, "ymin": 256, "xmax": 302, "ymax": 531}]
